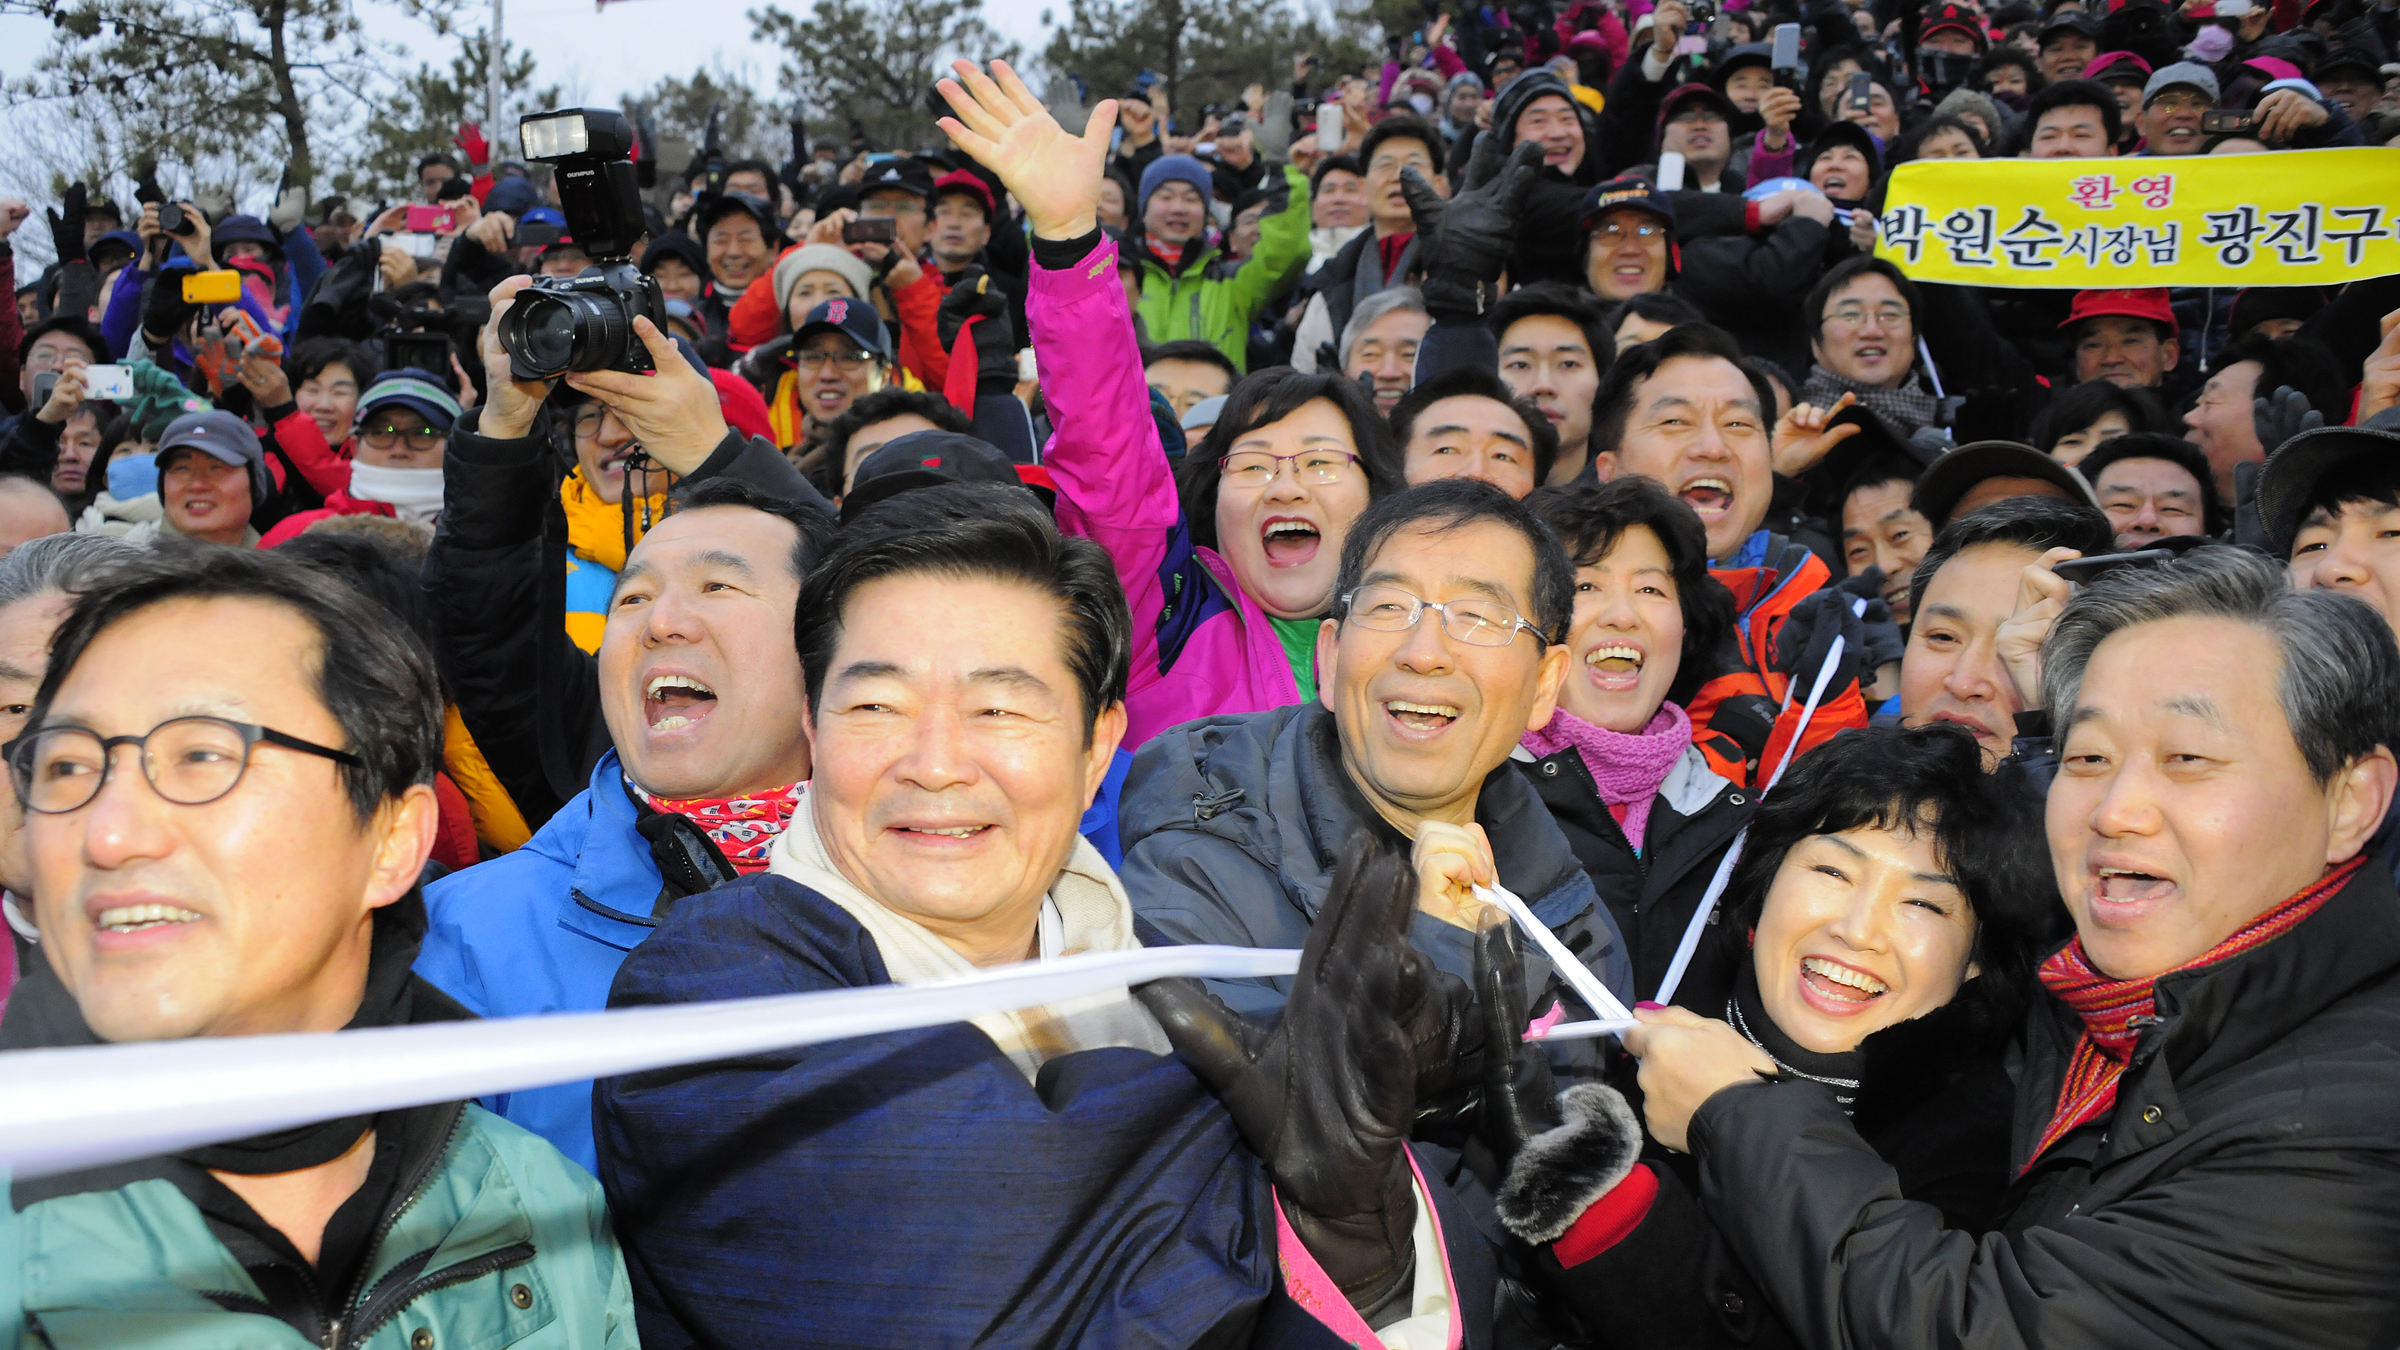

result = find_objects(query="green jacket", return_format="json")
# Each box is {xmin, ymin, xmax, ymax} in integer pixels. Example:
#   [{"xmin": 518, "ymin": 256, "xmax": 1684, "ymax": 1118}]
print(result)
[
  {"xmin": 1133, "ymin": 163, "xmax": 1313, "ymax": 371},
  {"xmin": 15, "ymin": 1103, "xmax": 636, "ymax": 1350}
]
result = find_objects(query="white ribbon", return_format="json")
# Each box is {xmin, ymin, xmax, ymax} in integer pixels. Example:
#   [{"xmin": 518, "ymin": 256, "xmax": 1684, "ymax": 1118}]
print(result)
[
  {"xmin": 1474, "ymin": 881, "xmax": 1634, "ymax": 1024},
  {"xmin": 1650, "ymin": 598, "xmax": 1865, "ymax": 1008},
  {"xmin": 0, "ymin": 944, "xmax": 1299, "ymax": 1179}
]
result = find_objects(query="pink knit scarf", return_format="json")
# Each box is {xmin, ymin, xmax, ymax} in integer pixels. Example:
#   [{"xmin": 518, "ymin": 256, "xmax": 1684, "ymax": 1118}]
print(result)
[{"xmin": 1521, "ymin": 702, "xmax": 1693, "ymax": 851}]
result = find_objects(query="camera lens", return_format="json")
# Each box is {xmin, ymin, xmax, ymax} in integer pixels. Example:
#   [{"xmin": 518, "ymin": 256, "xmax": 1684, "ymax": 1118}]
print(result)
[{"xmin": 497, "ymin": 283, "xmax": 635, "ymax": 380}]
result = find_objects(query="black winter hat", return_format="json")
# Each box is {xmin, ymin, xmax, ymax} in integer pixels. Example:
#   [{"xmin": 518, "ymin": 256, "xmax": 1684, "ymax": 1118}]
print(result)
[{"xmin": 1492, "ymin": 71, "xmax": 1580, "ymax": 147}]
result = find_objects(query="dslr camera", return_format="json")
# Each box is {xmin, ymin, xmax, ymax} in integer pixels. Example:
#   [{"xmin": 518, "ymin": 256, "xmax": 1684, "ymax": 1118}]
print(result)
[{"xmin": 497, "ymin": 108, "xmax": 666, "ymax": 380}]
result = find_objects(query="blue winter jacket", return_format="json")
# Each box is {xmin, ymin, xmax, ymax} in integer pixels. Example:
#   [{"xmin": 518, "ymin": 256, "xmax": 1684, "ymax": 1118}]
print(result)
[{"xmin": 415, "ymin": 747, "xmax": 1138, "ymax": 1174}]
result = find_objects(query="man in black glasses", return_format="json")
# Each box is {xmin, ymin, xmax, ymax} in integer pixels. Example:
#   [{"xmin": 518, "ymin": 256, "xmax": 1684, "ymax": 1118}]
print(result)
[
  {"xmin": 1122, "ymin": 478, "xmax": 1631, "ymax": 1022},
  {"xmin": 0, "ymin": 543, "xmax": 638, "ymax": 1346}
]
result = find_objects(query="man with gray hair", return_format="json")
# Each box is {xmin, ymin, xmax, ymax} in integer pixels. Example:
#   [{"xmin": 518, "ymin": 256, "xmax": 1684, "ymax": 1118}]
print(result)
[
  {"xmin": 0, "ymin": 530, "xmax": 135, "ymax": 1017},
  {"xmin": 1342, "ymin": 285, "xmax": 1430, "ymax": 415},
  {"xmin": 1625, "ymin": 546, "xmax": 2400, "ymax": 1345}
]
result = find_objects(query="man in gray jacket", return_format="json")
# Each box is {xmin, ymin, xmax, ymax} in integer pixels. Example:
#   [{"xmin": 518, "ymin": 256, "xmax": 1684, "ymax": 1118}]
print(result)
[{"xmin": 1121, "ymin": 478, "xmax": 1633, "ymax": 1022}]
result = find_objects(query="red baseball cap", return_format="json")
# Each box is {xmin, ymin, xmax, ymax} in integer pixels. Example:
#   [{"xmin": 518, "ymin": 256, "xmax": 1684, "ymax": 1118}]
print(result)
[
  {"xmin": 931, "ymin": 169, "xmax": 997, "ymax": 220},
  {"xmin": 2061, "ymin": 287, "xmax": 2174, "ymax": 331}
]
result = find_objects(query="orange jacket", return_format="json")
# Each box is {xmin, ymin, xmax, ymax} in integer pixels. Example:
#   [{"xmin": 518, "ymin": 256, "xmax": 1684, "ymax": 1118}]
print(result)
[{"xmin": 1685, "ymin": 535, "xmax": 1868, "ymax": 789}]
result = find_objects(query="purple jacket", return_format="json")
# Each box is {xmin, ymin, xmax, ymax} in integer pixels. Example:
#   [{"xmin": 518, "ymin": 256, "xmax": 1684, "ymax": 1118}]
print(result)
[{"xmin": 1030, "ymin": 237, "xmax": 1301, "ymax": 749}]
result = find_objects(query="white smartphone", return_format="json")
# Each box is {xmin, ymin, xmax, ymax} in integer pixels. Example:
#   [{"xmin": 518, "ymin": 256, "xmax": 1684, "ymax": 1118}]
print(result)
[
  {"xmin": 1017, "ymin": 347, "xmax": 1038, "ymax": 383},
  {"xmin": 1656, "ymin": 151, "xmax": 1687, "ymax": 192},
  {"xmin": 81, "ymin": 364, "xmax": 136, "ymax": 400},
  {"xmin": 1316, "ymin": 101, "xmax": 1344, "ymax": 152}
]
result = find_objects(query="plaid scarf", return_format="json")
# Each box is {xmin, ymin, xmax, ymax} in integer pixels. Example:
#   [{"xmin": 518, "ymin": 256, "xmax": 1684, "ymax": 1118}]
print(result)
[
  {"xmin": 634, "ymin": 781, "xmax": 804, "ymax": 875},
  {"xmin": 1800, "ymin": 365, "xmax": 1940, "ymax": 436},
  {"xmin": 2025, "ymin": 856, "xmax": 2362, "ymax": 1170}
]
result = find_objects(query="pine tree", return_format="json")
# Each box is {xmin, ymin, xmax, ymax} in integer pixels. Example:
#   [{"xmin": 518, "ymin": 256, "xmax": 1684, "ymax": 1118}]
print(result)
[{"xmin": 750, "ymin": 0, "xmax": 1022, "ymax": 154}]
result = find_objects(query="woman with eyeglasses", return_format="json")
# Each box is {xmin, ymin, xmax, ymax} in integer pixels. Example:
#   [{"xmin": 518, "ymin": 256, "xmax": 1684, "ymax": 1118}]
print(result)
[
  {"xmin": 259, "ymin": 369, "xmax": 464, "ymax": 546},
  {"xmin": 979, "ymin": 65, "xmax": 1406, "ymax": 746}
]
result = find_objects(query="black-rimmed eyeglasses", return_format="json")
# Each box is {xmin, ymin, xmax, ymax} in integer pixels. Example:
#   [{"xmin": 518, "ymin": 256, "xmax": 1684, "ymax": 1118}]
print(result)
[{"xmin": 5, "ymin": 717, "xmax": 364, "ymax": 815}]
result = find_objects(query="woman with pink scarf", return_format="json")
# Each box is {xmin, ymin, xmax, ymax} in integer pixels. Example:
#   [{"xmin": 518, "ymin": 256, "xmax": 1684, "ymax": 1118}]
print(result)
[{"xmin": 1514, "ymin": 476, "xmax": 1757, "ymax": 1002}]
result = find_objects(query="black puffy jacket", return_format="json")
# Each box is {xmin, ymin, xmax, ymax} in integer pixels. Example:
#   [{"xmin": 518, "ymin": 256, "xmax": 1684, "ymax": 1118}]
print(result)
[
  {"xmin": 1511, "ymin": 738, "xmax": 1753, "ymax": 1004},
  {"xmin": 1686, "ymin": 858, "xmax": 2400, "ymax": 1348}
]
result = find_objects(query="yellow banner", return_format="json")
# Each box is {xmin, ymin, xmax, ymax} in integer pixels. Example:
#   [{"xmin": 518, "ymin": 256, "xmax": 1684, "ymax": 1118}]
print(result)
[{"xmin": 1873, "ymin": 147, "xmax": 2400, "ymax": 288}]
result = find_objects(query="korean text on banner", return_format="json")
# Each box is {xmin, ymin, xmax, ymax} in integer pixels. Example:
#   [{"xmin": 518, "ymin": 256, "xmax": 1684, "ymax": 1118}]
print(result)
[{"xmin": 1873, "ymin": 148, "xmax": 2400, "ymax": 289}]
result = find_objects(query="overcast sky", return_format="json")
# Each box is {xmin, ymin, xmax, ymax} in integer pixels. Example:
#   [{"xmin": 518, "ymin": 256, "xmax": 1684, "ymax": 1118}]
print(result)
[{"xmin": 0, "ymin": 0, "xmax": 1055, "ymax": 197}]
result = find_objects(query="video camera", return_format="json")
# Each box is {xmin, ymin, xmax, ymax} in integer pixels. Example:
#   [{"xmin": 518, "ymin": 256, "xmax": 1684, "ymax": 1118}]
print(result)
[{"xmin": 495, "ymin": 108, "xmax": 666, "ymax": 381}]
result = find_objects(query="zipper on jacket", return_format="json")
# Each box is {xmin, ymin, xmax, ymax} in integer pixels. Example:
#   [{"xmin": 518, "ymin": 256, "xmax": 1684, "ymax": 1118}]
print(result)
[
  {"xmin": 339, "ymin": 1241, "xmax": 537, "ymax": 1349},
  {"xmin": 333, "ymin": 1105, "xmax": 466, "ymax": 1339}
]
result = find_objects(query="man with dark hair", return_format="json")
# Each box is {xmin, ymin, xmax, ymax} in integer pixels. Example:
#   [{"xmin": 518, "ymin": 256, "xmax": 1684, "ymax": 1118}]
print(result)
[
  {"xmin": 595, "ymin": 479, "xmax": 1491, "ymax": 1346},
  {"xmin": 2, "ymin": 544, "xmax": 636, "ymax": 1344},
  {"xmin": 1841, "ymin": 452, "xmax": 1936, "ymax": 625},
  {"xmin": 1599, "ymin": 322, "xmax": 1873, "ymax": 784},
  {"xmin": 1123, "ymin": 478, "xmax": 1628, "ymax": 1017},
  {"xmin": 821, "ymin": 386, "xmax": 976, "ymax": 498},
  {"xmin": 2079, "ymin": 432, "xmax": 2223, "ymax": 546},
  {"xmin": 1293, "ymin": 115, "xmax": 1448, "ymax": 373},
  {"xmin": 2182, "ymin": 332, "xmax": 2349, "ymax": 505},
  {"xmin": 1143, "ymin": 337, "xmax": 1241, "ymax": 419},
  {"xmin": 1631, "ymin": 547, "xmax": 2400, "ymax": 1347},
  {"xmin": 2024, "ymin": 78, "xmax": 2123, "ymax": 156},
  {"xmin": 414, "ymin": 279, "xmax": 837, "ymax": 1172},
  {"xmin": 1800, "ymin": 256, "xmax": 1936, "ymax": 436},
  {"xmin": 2264, "ymin": 413, "xmax": 2400, "ymax": 637},
  {"xmin": 1391, "ymin": 364, "xmax": 1558, "ymax": 498},
  {"xmin": 1492, "ymin": 283, "xmax": 1609, "ymax": 484},
  {"xmin": 1898, "ymin": 496, "xmax": 2115, "ymax": 767}
]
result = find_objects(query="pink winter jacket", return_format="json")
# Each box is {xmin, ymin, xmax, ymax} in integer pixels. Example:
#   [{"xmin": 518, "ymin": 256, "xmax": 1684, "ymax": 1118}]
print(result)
[{"xmin": 1030, "ymin": 236, "xmax": 1302, "ymax": 750}]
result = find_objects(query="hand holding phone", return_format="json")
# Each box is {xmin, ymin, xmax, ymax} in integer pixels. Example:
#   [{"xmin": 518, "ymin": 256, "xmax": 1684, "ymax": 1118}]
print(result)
[
  {"xmin": 842, "ymin": 216, "xmax": 896, "ymax": 245},
  {"xmin": 405, "ymin": 204, "xmax": 456, "ymax": 233},
  {"xmin": 1848, "ymin": 71, "xmax": 1873, "ymax": 114},
  {"xmin": 2200, "ymin": 109, "xmax": 2256, "ymax": 134},
  {"xmin": 81, "ymin": 364, "xmax": 136, "ymax": 400}
]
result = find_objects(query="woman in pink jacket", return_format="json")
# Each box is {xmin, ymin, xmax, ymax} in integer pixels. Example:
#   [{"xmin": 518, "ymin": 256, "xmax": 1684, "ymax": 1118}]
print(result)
[{"xmin": 1026, "ymin": 172, "xmax": 1402, "ymax": 749}]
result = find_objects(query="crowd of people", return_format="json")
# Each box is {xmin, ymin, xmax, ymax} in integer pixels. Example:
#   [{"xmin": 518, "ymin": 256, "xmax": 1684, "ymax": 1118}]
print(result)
[{"xmin": 3, "ymin": 0, "xmax": 2400, "ymax": 1341}]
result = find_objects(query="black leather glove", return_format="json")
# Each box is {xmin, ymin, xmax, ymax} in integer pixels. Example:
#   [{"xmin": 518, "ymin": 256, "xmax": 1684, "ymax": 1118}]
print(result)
[
  {"xmin": 1475, "ymin": 920, "xmax": 1563, "ymax": 1169},
  {"xmin": 1479, "ymin": 919, "xmax": 1650, "ymax": 1246},
  {"xmin": 1825, "ymin": 568, "xmax": 1903, "ymax": 669},
  {"xmin": 935, "ymin": 266, "xmax": 1019, "ymax": 397},
  {"xmin": 1770, "ymin": 582, "xmax": 1874, "ymax": 697},
  {"xmin": 1135, "ymin": 833, "xmax": 1430, "ymax": 1312},
  {"xmin": 142, "ymin": 270, "xmax": 198, "ymax": 343},
  {"xmin": 1400, "ymin": 136, "xmax": 1545, "ymax": 322},
  {"xmin": 2254, "ymin": 384, "xmax": 2325, "ymax": 456},
  {"xmin": 47, "ymin": 182, "xmax": 88, "ymax": 267},
  {"xmin": 1406, "ymin": 960, "xmax": 1484, "ymax": 1148}
]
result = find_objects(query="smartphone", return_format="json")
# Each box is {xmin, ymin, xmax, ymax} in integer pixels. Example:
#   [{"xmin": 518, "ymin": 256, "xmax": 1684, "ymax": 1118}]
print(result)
[
  {"xmin": 405, "ymin": 204, "xmax": 455, "ymax": 233},
  {"xmin": 30, "ymin": 372, "xmax": 58, "ymax": 408},
  {"xmin": 1316, "ymin": 101, "xmax": 1344, "ymax": 152},
  {"xmin": 182, "ymin": 270, "xmax": 243, "ymax": 304},
  {"xmin": 1771, "ymin": 22, "xmax": 1803, "ymax": 82},
  {"xmin": 2214, "ymin": 0, "xmax": 2252, "ymax": 13},
  {"xmin": 394, "ymin": 230, "xmax": 440, "ymax": 259},
  {"xmin": 1656, "ymin": 151, "xmax": 1688, "ymax": 191},
  {"xmin": 1848, "ymin": 71, "xmax": 1873, "ymax": 113},
  {"xmin": 1017, "ymin": 347, "xmax": 1037, "ymax": 382},
  {"xmin": 842, "ymin": 216, "xmax": 896, "ymax": 245},
  {"xmin": 2052, "ymin": 549, "xmax": 2175, "ymax": 585},
  {"xmin": 82, "ymin": 364, "xmax": 135, "ymax": 400},
  {"xmin": 513, "ymin": 222, "xmax": 563, "ymax": 249},
  {"xmin": 2200, "ymin": 109, "xmax": 2256, "ymax": 134}
]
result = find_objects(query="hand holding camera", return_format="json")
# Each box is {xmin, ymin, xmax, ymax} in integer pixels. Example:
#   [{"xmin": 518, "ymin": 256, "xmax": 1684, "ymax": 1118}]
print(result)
[
  {"xmin": 563, "ymin": 317, "xmax": 727, "ymax": 476},
  {"xmin": 33, "ymin": 354, "xmax": 89, "ymax": 425}
]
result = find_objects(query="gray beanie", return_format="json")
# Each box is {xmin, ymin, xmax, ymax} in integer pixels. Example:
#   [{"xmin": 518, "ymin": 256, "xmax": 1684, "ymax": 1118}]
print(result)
[
  {"xmin": 1932, "ymin": 87, "xmax": 2008, "ymax": 147},
  {"xmin": 774, "ymin": 244, "xmax": 876, "ymax": 319}
]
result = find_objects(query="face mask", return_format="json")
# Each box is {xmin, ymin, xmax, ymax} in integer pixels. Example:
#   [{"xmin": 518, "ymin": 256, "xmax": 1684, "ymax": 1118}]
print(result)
[
  {"xmin": 1408, "ymin": 93, "xmax": 1437, "ymax": 115},
  {"xmin": 348, "ymin": 461, "xmax": 446, "ymax": 525},
  {"xmin": 107, "ymin": 452, "xmax": 158, "ymax": 501},
  {"xmin": 2187, "ymin": 25, "xmax": 2235, "ymax": 62}
]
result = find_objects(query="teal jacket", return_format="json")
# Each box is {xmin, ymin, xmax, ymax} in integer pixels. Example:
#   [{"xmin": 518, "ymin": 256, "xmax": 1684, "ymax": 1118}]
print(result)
[
  {"xmin": 13, "ymin": 1102, "xmax": 636, "ymax": 1350},
  {"xmin": 1132, "ymin": 163, "xmax": 1312, "ymax": 370}
]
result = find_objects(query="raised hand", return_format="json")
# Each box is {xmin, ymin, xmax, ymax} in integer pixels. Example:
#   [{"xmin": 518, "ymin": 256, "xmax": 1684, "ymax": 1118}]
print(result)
[
  {"xmin": 1773, "ymin": 389, "xmax": 1864, "ymax": 475},
  {"xmin": 936, "ymin": 59, "xmax": 1115, "ymax": 241},
  {"xmin": 1134, "ymin": 832, "xmax": 1430, "ymax": 1310},
  {"xmin": 1404, "ymin": 137, "xmax": 1544, "ymax": 319}
]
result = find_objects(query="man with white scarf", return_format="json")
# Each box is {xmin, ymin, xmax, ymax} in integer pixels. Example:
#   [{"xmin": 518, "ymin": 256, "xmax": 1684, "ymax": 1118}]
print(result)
[{"xmin": 594, "ymin": 476, "xmax": 1497, "ymax": 1349}]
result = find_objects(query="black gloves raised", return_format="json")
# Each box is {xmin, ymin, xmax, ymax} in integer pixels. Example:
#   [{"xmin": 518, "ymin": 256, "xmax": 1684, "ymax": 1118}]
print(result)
[
  {"xmin": 1135, "ymin": 832, "xmax": 1435, "ymax": 1312},
  {"xmin": 47, "ymin": 182, "xmax": 88, "ymax": 268},
  {"xmin": 1402, "ymin": 137, "xmax": 1546, "ymax": 323},
  {"xmin": 1771, "ymin": 572, "xmax": 1901, "ymax": 697}
]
